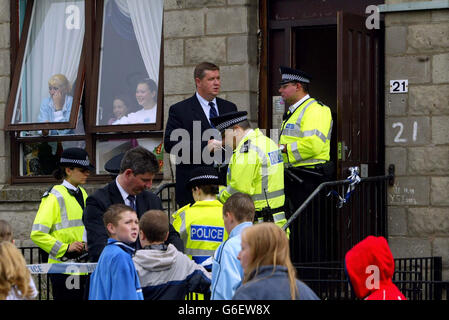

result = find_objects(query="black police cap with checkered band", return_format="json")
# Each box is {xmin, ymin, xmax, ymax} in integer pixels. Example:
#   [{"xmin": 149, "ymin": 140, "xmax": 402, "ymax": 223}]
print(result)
[
  {"xmin": 186, "ymin": 166, "xmax": 220, "ymax": 190},
  {"xmin": 210, "ymin": 111, "xmax": 248, "ymax": 133},
  {"xmin": 279, "ymin": 66, "xmax": 312, "ymax": 85},
  {"xmin": 59, "ymin": 147, "xmax": 95, "ymax": 171}
]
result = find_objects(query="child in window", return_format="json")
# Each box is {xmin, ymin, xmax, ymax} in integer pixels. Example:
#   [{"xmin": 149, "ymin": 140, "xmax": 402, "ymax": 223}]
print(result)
[
  {"xmin": 88, "ymin": 204, "xmax": 143, "ymax": 300},
  {"xmin": 108, "ymin": 95, "xmax": 131, "ymax": 125}
]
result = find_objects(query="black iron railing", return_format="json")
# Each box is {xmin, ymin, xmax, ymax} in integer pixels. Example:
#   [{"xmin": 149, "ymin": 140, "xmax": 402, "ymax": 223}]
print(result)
[
  {"xmin": 283, "ymin": 165, "xmax": 395, "ymax": 264},
  {"xmin": 154, "ymin": 182, "xmax": 178, "ymax": 215},
  {"xmin": 295, "ymin": 257, "xmax": 449, "ymax": 300}
]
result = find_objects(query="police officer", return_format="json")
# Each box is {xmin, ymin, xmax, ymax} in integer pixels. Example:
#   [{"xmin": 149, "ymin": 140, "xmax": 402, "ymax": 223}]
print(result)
[
  {"xmin": 210, "ymin": 111, "xmax": 287, "ymax": 230},
  {"xmin": 172, "ymin": 166, "xmax": 227, "ymax": 267},
  {"xmin": 278, "ymin": 66, "xmax": 334, "ymax": 216},
  {"xmin": 30, "ymin": 147, "xmax": 94, "ymax": 300}
]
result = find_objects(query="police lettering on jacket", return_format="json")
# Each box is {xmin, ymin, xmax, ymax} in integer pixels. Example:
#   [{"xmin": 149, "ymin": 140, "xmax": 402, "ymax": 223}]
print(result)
[{"xmin": 190, "ymin": 225, "xmax": 224, "ymax": 242}]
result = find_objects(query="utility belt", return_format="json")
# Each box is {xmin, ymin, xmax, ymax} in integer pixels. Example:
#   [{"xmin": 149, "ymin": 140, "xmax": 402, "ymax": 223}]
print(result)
[
  {"xmin": 255, "ymin": 206, "xmax": 285, "ymax": 223},
  {"xmin": 286, "ymin": 161, "xmax": 334, "ymax": 183},
  {"xmin": 60, "ymin": 248, "xmax": 89, "ymax": 263}
]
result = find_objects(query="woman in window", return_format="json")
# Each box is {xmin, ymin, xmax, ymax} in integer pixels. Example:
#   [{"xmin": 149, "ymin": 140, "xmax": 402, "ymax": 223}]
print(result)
[
  {"xmin": 37, "ymin": 74, "xmax": 74, "ymax": 135},
  {"xmin": 113, "ymin": 78, "xmax": 157, "ymax": 125}
]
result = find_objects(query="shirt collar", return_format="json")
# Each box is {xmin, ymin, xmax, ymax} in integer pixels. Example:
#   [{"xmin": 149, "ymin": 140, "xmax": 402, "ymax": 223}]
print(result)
[
  {"xmin": 288, "ymin": 94, "xmax": 310, "ymax": 114},
  {"xmin": 115, "ymin": 177, "xmax": 130, "ymax": 203},
  {"xmin": 62, "ymin": 179, "xmax": 78, "ymax": 191},
  {"xmin": 229, "ymin": 221, "xmax": 253, "ymax": 238},
  {"xmin": 196, "ymin": 91, "xmax": 217, "ymax": 106}
]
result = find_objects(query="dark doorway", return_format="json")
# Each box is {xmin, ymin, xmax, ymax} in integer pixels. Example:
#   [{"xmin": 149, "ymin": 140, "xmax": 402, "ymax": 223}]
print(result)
[
  {"xmin": 294, "ymin": 25, "xmax": 338, "ymax": 180},
  {"xmin": 260, "ymin": 0, "xmax": 386, "ymax": 264}
]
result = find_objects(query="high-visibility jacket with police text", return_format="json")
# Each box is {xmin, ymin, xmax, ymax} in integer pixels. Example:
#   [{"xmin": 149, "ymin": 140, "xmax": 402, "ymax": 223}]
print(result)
[
  {"xmin": 279, "ymin": 97, "xmax": 332, "ymax": 168},
  {"xmin": 172, "ymin": 200, "xmax": 228, "ymax": 264},
  {"xmin": 30, "ymin": 185, "xmax": 87, "ymax": 264},
  {"xmin": 218, "ymin": 128, "xmax": 286, "ymax": 228}
]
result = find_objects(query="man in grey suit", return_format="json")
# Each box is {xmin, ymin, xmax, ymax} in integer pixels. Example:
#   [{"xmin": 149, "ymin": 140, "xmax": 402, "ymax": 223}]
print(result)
[{"xmin": 164, "ymin": 62, "xmax": 237, "ymax": 207}]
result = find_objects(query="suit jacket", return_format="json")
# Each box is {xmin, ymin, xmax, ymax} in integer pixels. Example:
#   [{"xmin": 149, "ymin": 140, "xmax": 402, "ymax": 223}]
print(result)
[
  {"xmin": 83, "ymin": 181, "xmax": 184, "ymax": 262},
  {"xmin": 164, "ymin": 94, "xmax": 237, "ymax": 207}
]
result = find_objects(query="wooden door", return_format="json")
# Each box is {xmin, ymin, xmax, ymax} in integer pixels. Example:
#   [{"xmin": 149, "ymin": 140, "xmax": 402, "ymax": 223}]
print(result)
[{"xmin": 337, "ymin": 11, "xmax": 385, "ymax": 179}]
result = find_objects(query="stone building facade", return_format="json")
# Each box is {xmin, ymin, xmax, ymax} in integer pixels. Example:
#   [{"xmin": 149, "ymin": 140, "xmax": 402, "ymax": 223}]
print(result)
[
  {"xmin": 383, "ymin": 1, "xmax": 449, "ymax": 278},
  {"xmin": 0, "ymin": 0, "xmax": 448, "ymax": 280}
]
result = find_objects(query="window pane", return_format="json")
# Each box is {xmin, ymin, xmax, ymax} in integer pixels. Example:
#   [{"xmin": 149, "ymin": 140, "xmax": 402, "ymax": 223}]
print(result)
[
  {"xmin": 96, "ymin": 137, "xmax": 164, "ymax": 174},
  {"xmin": 20, "ymin": 140, "xmax": 86, "ymax": 176},
  {"xmin": 96, "ymin": 0, "xmax": 163, "ymax": 126},
  {"xmin": 11, "ymin": 0, "xmax": 85, "ymax": 130}
]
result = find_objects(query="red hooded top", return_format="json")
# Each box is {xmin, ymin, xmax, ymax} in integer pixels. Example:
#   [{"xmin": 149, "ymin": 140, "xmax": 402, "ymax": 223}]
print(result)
[{"xmin": 345, "ymin": 236, "xmax": 406, "ymax": 300}]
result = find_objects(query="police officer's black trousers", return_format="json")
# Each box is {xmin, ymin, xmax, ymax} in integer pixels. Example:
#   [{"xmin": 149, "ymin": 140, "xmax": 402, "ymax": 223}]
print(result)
[
  {"xmin": 49, "ymin": 274, "xmax": 88, "ymax": 300},
  {"xmin": 284, "ymin": 166, "xmax": 332, "ymax": 265}
]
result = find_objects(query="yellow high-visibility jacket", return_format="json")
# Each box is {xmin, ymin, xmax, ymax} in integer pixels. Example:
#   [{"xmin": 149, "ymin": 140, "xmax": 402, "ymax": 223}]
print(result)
[
  {"xmin": 218, "ymin": 128, "xmax": 286, "ymax": 229},
  {"xmin": 30, "ymin": 185, "xmax": 87, "ymax": 264},
  {"xmin": 279, "ymin": 97, "xmax": 332, "ymax": 168},
  {"xmin": 172, "ymin": 200, "xmax": 227, "ymax": 264}
]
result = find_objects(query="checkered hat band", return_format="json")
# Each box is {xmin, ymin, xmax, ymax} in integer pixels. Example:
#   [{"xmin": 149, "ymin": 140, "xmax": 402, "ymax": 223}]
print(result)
[
  {"xmin": 189, "ymin": 175, "xmax": 219, "ymax": 182},
  {"xmin": 60, "ymin": 158, "xmax": 90, "ymax": 167},
  {"xmin": 216, "ymin": 116, "xmax": 248, "ymax": 132},
  {"xmin": 282, "ymin": 73, "xmax": 310, "ymax": 83}
]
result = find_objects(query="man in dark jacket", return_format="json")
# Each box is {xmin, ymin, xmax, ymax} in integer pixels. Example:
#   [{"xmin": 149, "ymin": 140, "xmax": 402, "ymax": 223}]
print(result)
[
  {"xmin": 164, "ymin": 62, "xmax": 237, "ymax": 207},
  {"xmin": 83, "ymin": 146, "xmax": 183, "ymax": 262}
]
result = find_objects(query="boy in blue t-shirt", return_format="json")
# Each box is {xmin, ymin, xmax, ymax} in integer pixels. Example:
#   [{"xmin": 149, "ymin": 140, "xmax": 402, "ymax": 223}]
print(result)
[{"xmin": 88, "ymin": 204, "xmax": 143, "ymax": 300}]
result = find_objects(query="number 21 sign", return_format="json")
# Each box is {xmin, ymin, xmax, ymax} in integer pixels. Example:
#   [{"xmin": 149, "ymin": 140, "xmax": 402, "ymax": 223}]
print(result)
[{"xmin": 390, "ymin": 80, "xmax": 408, "ymax": 93}]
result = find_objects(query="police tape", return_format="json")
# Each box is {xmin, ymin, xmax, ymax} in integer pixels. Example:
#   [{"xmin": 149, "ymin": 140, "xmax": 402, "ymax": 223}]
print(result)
[{"xmin": 27, "ymin": 263, "xmax": 97, "ymax": 274}]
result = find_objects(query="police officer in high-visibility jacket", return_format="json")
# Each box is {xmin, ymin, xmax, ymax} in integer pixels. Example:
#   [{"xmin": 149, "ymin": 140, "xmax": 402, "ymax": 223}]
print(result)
[
  {"xmin": 30, "ymin": 148, "xmax": 94, "ymax": 300},
  {"xmin": 210, "ymin": 111, "xmax": 287, "ymax": 231},
  {"xmin": 172, "ymin": 166, "xmax": 228, "ymax": 269},
  {"xmin": 172, "ymin": 166, "xmax": 227, "ymax": 300},
  {"xmin": 278, "ymin": 66, "xmax": 334, "ymax": 216}
]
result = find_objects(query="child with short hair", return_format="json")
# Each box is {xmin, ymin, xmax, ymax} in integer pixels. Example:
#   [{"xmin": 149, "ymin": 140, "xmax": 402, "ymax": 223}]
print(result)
[
  {"xmin": 133, "ymin": 210, "xmax": 211, "ymax": 300},
  {"xmin": 88, "ymin": 204, "xmax": 143, "ymax": 300}
]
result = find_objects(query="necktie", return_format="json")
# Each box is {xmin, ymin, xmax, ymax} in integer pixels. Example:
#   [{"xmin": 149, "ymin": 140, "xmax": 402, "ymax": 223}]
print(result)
[
  {"xmin": 127, "ymin": 195, "xmax": 136, "ymax": 211},
  {"xmin": 209, "ymin": 101, "xmax": 218, "ymax": 120}
]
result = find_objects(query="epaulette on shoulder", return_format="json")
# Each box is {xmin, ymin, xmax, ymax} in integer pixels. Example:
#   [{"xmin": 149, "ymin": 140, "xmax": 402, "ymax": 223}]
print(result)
[
  {"xmin": 316, "ymin": 100, "xmax": 324, "ymax": 106},
  {"xmin": 239, "ymin": 140, "xmax": 250, "ymax": 153},
  {"xmin": 176, "ymin": 203, "xmax": 191, "ymax": 214},
  {"xmin": 41, "ymin": 186, "xmax": 54, "ymax": 198}
]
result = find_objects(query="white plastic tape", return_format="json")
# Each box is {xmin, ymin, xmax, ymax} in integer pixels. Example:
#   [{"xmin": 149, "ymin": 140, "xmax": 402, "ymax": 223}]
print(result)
[{"xmin": 27, "ymin": 263, "xmax": 97, "ymax": 274}]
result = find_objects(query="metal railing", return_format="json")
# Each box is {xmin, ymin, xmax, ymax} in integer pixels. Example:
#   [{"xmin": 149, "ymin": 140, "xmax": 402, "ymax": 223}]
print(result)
[
  {"xmin": 294, "ymin": 257, "xmax": 449, "ymax": 300},
  {"xmin": 283, "ymin": 165, "xmax": 394, "ymax": 264},
  {"xmin": 154, "ymin": 182, "xmax": 178, "ymax": 216}
]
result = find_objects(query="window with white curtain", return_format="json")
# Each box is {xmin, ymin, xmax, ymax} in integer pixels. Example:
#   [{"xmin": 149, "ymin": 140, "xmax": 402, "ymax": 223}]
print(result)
[
  {"xmin": 9, "ymin": 0, "xmax": 85, "ymax": 135},
  {"xmin": 95, "ymin": 0, "xmax": 163, "ymax": 126},
  {"xmin": 7, "ymin": 0, "xmax": 165, "ymax": 182}
]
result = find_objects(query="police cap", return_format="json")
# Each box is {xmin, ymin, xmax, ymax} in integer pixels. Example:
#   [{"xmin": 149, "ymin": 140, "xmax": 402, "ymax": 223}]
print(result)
[
  {"xmin": 104, "ymin": 153, "xmax": 124, "ymax": 175},
  {"xmin": 59, "ymin": 148, "xmax": 95, "ymax": 171},
  {"xmin": 210, "ymin": 111, "xmax": 248, "ymax": 133},
  {"xmin": 186, "ymin": 166, "xmax": 220, "ymax": 190},
  {"xmin": 279, "ymin": 66, "xmax": 312, "ymax": 85}
]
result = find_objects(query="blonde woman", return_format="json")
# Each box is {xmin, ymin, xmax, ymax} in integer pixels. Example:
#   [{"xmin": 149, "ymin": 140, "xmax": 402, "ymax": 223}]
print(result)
[
  {"xmin": 0, "ymin": 220, "xmax": 38, "ymax": 300},
  {"xmin": 37, "ymin": 74, "xmax": 75, "ymax": 135},
  {"xmin": 233, "ymin": 223, "xmax": 319, "ymax": 300}
]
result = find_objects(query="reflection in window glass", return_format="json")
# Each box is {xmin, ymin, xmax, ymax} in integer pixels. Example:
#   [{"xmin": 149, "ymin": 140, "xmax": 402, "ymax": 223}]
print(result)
[
  {"xmin": 96, "ymin": 138, "xmax": 164, "ymax": 174},
  {"xmin": 96, "ymin": 0, "xmax": 163, "ymax": 126},
  {"xmin": 12, "ymin": 0, "xmax": 85, "ymax": 130},
  {"xmin": 20, "ymin": 140, "xmax": 86, "ymax": 176}
]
